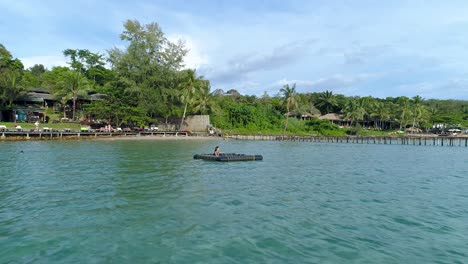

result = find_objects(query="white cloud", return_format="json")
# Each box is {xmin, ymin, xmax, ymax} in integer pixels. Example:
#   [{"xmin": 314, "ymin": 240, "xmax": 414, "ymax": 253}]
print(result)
[
  {"xmin": 208, "ymin": 39, "xmax": 316, "ymax": 83},
  {"xmin": 4, "ymin": 1, "xmax": 468, "ymax": 100},
  {"xmin": 167, "ymin": 34, "xmax": 209, "ymax": 70}
]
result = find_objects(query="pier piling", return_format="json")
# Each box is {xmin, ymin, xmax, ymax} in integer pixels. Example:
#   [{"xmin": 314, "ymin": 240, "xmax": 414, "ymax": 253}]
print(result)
[{"xmin": 228, "ymin": 134, "xmax": 467, "ymax": 147}]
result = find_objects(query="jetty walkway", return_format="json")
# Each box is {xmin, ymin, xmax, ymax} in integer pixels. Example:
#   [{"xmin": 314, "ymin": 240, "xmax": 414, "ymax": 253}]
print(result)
[
  {"xmin": 228, "ymin": 134, "xmax": 468, "ymax": 147},
  {"xmin": 3, "ymin": 130, "xmax": 467, "ymax": 147},
  {"xmin": 0, "ymin": 130, "xmax": 189, "ymax": 141}
]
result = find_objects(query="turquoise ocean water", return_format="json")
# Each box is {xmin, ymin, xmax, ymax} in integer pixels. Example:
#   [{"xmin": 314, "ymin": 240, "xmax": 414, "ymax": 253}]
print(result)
[{"xmin": 1, "ymin": 139, "xmax": 468, "ymax": 263}]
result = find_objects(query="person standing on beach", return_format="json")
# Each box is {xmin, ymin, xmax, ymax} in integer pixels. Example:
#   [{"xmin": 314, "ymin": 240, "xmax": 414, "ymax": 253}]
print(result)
[{"xmin": 34, "ymin": 121, "xmax": 39, "ymax": 131}]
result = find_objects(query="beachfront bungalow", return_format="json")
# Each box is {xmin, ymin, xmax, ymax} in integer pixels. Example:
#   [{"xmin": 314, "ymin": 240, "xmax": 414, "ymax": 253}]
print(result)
[
  {"xmin": 0, "ymin": 107, "xmax": 46, "ymax": 123},
  {"xmin": 0, "ymin": 88, "xmax": 51, "ymax": 122},
  {"xmin": 17, "ymin": 88, "xmax": 56, "ymax": 108},
  {"xmin": 285, "ymin": 112, "xmax": 320, "ymax": 121},
  {"xmin": 318, "ymin": 113, "xmax": 351, "ymax": 127},
  {"xmin": 0, "ymin": 88, "xmax": 108, "ymax": 122},
  {"xmin": 318, "ymin": 113, "xmax": 394, "ymax": 130}
]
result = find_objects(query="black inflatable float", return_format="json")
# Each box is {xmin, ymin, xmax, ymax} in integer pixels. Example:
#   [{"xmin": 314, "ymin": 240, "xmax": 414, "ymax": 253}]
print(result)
[{"xmin": 193, "ymin": 153, "xmax": 263, "ymax": 162}]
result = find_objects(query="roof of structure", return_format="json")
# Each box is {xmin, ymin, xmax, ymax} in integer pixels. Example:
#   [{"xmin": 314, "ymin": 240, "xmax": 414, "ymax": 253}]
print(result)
[{"xmin": 318, "ymin": 113, "xmax": 344, "ymax": 121}]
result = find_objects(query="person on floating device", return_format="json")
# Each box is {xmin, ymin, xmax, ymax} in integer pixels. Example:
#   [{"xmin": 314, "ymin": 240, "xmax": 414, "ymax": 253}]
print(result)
[{"xmin": 214, "ymin": 146, "xmax": 221, "ymax": 156}]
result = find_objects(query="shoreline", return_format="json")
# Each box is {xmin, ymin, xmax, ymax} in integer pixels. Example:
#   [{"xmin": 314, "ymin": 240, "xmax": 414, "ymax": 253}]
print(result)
[
  {"xmin": 0, "ymin": 134, "xmax": 223, "ymax": 142},
  {"xmin": 0, "ymin": 129, "xmax": 225, "ymax": 142},
  {"xmin": 95, "ymin": 135, "xmax": 222, "ymax": 141},
  {"xmin": 1, "ymin": 131, "xmax": 467, "ymax": 147}
]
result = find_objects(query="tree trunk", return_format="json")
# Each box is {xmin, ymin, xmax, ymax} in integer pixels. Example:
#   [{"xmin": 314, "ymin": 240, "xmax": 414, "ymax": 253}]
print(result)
[
  {"xmin": 72, "ymin": 96, "xmax": 76, "ymax": 120},
  {"xmin": 180, "ymin": 101, "xmax": 188, "ymax": 130}
]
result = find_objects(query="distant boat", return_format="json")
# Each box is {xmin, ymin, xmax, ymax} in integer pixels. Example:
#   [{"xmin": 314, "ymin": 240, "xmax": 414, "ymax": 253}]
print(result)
[{"xmin": 193, "ymin": 153, "xmax": 263, "ymax": 162}]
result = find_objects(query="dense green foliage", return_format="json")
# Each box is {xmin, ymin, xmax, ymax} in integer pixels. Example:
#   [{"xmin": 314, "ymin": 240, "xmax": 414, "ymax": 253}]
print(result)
[{"xmin": 1, "ymin": 19, "xmax": 468, "ymax": 136}]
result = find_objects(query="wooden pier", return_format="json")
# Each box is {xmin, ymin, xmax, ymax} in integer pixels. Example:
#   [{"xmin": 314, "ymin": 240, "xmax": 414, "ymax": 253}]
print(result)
[
  {"xmin": 228, "ymin": 134, "xmax": 468, "ymax": 147},
  {"xmin": 0, "ymin": 130, "xmax": 189, "ymax": 141}
]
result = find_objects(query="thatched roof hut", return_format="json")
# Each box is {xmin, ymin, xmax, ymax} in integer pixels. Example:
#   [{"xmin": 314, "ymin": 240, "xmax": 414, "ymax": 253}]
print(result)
[
  {"xmin": 318, "ymin": 113, "xmax": 351, "ymax": 127},
  {"xmin": 318, "ymin": 113, "xmax": 343, "ymax": 121}
]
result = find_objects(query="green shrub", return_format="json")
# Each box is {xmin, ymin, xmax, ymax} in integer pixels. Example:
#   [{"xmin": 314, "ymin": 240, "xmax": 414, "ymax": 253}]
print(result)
[
  {"xmin": 347, "ymin": 124, "xmax": 362, "ymax": 135},
  {"xmin": 305, "ymin": 118, "xmax": 345, "ymax": 135}
]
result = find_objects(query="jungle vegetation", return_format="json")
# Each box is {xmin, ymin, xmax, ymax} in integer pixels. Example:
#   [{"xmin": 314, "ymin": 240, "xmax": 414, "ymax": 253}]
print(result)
[{"xmin": 1, "ymin": 20, "xmax": 467, "ymax": 135}]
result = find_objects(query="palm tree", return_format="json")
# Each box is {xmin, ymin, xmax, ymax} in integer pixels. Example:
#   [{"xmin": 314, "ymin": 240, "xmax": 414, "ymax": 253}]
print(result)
[
  {"xmin": 343, "ymin": 98, "xmax": 366, "ymax": 126},
  {"xmin": 179, "ymin": 69, "xmax": 203, "ymax": 129},
  {"xmin": 280, "ymin": 83, "xmax": 298, "ymax": 134},
  {"xmin": 396, "ymin": 96, "xmax": 411, "ymax": 130},
  {"xmin": 55, "ymin": 93, "xmax": 72, "ymax": 119},
  {"xmin": 371, "ymin": 102, "xmax": 391, "ymax": 130},
  {"xmin": 59, "ymin": 71, "xmax": 89, "ymax": 120},
  {"xmin": 411, "ymin": 95, "xmax": 425, "ymax": 130},
  {"xmin": 359, "ymin": 96, "xmax": 377, "ymax": 128},
  {"xmin": 1, "ymin": 70, "xmax": 26, "ymax": 108},
  {"xmin": 316, "ymin": 90, "xmax": 338, "ymax": 114},
  {"xmin": 193, "ymin": 81, "xmax": 213, "ymax": 115}
]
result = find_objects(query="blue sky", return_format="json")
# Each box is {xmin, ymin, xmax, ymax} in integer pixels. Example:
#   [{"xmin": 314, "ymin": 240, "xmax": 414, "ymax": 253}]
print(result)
[{"xmin": 2, "ymin": 0, "xmax": 468, "ymax": 99}]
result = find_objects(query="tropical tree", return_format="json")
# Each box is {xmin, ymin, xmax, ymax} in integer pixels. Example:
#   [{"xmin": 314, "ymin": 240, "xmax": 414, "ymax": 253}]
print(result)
[
  {"xmin": 108, "ymin": 19, "xmax": 188, "ymax": 122},
  {"xmin": 1, "ymin": 70, "xmax": 26, "ymax": 108},
  {"xmin": 371, "ymin": 101, "xmax": 391, "ymax": 130},
  {"xmin": 396, "ymin": 96, "xmax": 412, "ymax": 130},
  {"xmin": 280, "ymin": 83, "xmax": 299, "ymax": 133},
  {"xmin": 295, "ymin": 94, "xmax": 320, "ymax": 117},
  {"xmin": 193, "ymin": 80, "xmax": 213, "ymax": 115},
  {"xmin": 21, "ymin": 64, "xmax": 47, "ymax": 88},
  {"xmin": 179, "ymin": 69, "xmax": 204, "ymax": 128},
  {"xmin": 0, "ymin": 44, "xmax": 24, "ymax": 108},
  {"xmin": 58, "ymin": 71, "xmax": 89, "ymax": 120},
  {"xmin": 315, "ymin": 90, "xmax": 338, "ymax": 114},
  {"xmin": 411, "ymin": 95, "xmax": 426, "ymax": 129},
  {"xmin": 342, "ymin": 97, "xmax": 366, "ymax": 126}
]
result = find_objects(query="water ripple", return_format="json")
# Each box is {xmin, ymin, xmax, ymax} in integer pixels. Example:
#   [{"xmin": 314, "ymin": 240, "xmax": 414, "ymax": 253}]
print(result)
[{"xmin": 1, "ymin": 140, "xmax": 468, "ymax": 263}]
